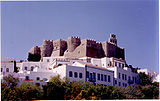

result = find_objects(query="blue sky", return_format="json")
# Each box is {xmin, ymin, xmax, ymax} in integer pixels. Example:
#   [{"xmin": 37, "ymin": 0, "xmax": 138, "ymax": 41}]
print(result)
[{"xmin": 1, "ymin": 0, "xmax": 159, "ymax": 73}]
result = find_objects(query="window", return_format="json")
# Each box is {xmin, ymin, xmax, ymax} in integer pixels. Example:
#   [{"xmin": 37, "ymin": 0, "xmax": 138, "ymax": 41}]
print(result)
[
  {"xmin": 115, "ymin": 80, "xmax": 117, "ymax": 84},
  {"xmin": 119, "ymin": 82, "xmax": 121, "ymax": 86},
  {"xmin": 108, "ymin": 75, "xmax": 111, "ymax": 82},
  {"xmin": 25, "ymin": 76, "xmax": 29, "ymax": 80},
  {"xmin": 31, "ymin": 66, "xmax": 34, "ymax": 71},
  {"xmin": 93, "ymin": 73, "xmax": 96, "ymax": 80},
  {"xmin": 98, "ymin": 73, "xmax": 100, "ymax": 80},
  {"xmin": 119, "ymin": 73, "xmax": 121, "ymax": 79},
  {"xmin": 135, "ymin": 77, "xmax": 137, "ymax": 83},
  {"xmin": 90, "ymin": 73, "xmax": 92, "ymax": 80},
  {"xmin": 69, "ymin": 71, "xmax": 72, "ymax": 77},
  {"xmin": 104, "ymin": 75, "xmax": 107, "ymax": 82},
  {"xmin": 128, "ymin": 76, "xmax": 131, "ymax": 80},
  {"xmin": 79, "ymin": 73, "xmax": 82, "ymax": 78},
  {"xmin": 125, "ymin": 84, "xmax": 127, "ymax": 87},
  {"xmin": 86, "ymin": 71, "xmax": 89, "ymax": 78},
  {"xmin": 25, "ymin": 67, "xmax": 27, "ymax": 70},
  {"xmin": 6, "ymin": 68, "xmax": 9, "ymax": 72},
  {"xmin": 122, "ymin": 83, "xmax": 124, "ymax": 87},
  {"xmin": 101, "ymin": 74, "xmax": 103, "ymax": 81},
  {"xmin": 125, "ymin": 74, "xmax": 127, "ymax": 80},
  {"xmin": 115, "ymin": 62, "xmax": 117, "ymax": 66},
  {"xmin": 132, "ymin": 77, "xmax": 135, "ymax": 83},
  {"xmin": 122, "ymin": 74, "xmax": 124, "ymax": 80},
  {"xmin": 109, "ymin": 61, "xmax": 112, "ymax": 66},
  {"xmin": 74, "ymin": 72, "xmax": 78, "ymax": 78},
  {"xmin": 1, "ymin": 68, "xmax": 3, "ymax": 72},
  {"xmin": 37, "ymin": 77, "xmax": 40, "ymax": 81},
  {"xmin": 122, "ymin": 64, "xmax": 124, "ymax": 68},
  {"xmin": 119, "ymin": 63, "xmax": 121, "ymax": 68},
  {"xmin": 47, "ymin": 59, "xmax": 50, "ymax": 62}
]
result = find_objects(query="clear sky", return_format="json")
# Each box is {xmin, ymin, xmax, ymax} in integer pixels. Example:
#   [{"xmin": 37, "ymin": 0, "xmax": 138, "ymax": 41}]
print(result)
[{"xmin": 1, "ymin": 0, "xmax": 159, "ymax": 73}]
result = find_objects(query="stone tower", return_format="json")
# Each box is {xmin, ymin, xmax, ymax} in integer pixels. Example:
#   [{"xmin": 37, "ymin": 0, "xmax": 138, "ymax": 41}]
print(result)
[
  {"xmin": 67, "ymin": 37, "xmax": 81, "ymax": 52},
  {"xmin": 41, "ymin": 40, "xmax": 53, "ymax": 57},
  {"xmin": 51, "ymin": 39, "xmax": 67, "ymax": 56},
  {"xmin": 108, "ymin": 34, "xmax": 117, "ymax": 46}
]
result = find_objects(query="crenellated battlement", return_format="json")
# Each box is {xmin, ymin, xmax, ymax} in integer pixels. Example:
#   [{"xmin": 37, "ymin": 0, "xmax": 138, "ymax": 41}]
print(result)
[
  {"xmin": 28, "ymin": 33, "xmax": 125, "ymax": 61},
  {"xmin": 42, "ymin": 40, "xmax": 53, "ymax": 45}
]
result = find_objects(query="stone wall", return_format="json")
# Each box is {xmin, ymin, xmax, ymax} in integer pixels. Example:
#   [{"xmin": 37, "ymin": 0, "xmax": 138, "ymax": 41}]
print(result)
[{"xmin": 28, "ymin": 34, "xmax": 125, "ymax": 61}]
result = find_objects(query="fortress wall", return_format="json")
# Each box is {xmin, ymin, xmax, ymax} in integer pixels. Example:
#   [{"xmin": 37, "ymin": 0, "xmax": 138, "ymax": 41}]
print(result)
[
  {"xmin": 64, "ymin": 39, "xmax": 87, "ymax": 59},
  {"xmin": 51, "ymin": 39, "xmax": 67, "ymax": 56},
  {"xmin": 41, "ymin": 40, "xmax": 53, "ymax": 57},
  {"xmin": 28, "ymin": 34, "xmax": 125, "ymax": 60},
  {"xmin": 67, "ymin": 36, "xmax": 81, "ymax": 52}
]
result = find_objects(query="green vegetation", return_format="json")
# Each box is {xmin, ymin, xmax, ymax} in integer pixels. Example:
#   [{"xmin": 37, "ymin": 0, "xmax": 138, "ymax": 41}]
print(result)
[{"xmin": 1, "ymin": 74, "xmax": 159, "ymax": 100}]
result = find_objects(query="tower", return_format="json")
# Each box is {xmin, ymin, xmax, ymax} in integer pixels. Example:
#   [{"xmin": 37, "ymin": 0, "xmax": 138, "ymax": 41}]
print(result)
[
  {"xmin": 108, "ymin": 34, "xmax": 117, "ymax": 46},
  {"xmin": 67, "ymin": 36, "xmax": 81, "ymax": 52}
]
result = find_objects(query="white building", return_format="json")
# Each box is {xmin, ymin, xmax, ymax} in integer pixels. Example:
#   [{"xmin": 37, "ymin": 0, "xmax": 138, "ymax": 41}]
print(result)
[
  {"xmin": 137, "ymin": 68, "xmax": 159, "ymax": 82},
  {"xmin": 1, "ymin": 56, "xmax": 142, "ymax": 87},
  {"xmin": 1, "ymin": 58, "xmax": 15, "ymax": 77}
]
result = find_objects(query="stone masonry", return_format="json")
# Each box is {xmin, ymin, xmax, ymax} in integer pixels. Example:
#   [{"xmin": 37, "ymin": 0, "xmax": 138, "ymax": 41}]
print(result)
[{"xmin": 28, "ymin": 34, "xmax": 125, "ymax": 61}]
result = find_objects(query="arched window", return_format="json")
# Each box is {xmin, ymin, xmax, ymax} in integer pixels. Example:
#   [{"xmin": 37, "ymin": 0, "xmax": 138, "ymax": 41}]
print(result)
[
  {"xmin": 69, "ymin": 71, "xmax": 72, "ymax": 77},
  {"xmin": 25, "ymin": 76, "xmax": 29, "ymax": 80},
  {"xmin": 79, "ymin": 73, "xmax": 82, "ymax": 78},
  {"xmin": 31, "ymin": 66, "xmax": 34, "ymax": 71},
  {"xmin": 74, "ymin": 72, "xmax": 78, "ymax": 78},
  {"xmin": 6, "ymin": 68, "xmax": 9, "ymax": 72},
  {"xmin": 24, "ymin": 67, "xmax": 27, "ymax": 70},
  {"xmin": 36, "ymin": 77, "xmax": 40, "ymax": 81}
]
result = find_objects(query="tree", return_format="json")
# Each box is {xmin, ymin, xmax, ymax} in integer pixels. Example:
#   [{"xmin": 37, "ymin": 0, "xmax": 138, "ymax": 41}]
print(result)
[
  {"xmin": 19, "ymin": 81, "xmax": 42, "ymax": 100},
  {"xmin": 138, "ymin": 72, "xmax": 153, "ymax": 86},
  {"xmin": 42, "ymin": 75, "xmax": 65, "ymax": 100},
  {"xmin": 1, "ymin": 74, "xmax": 21, "ymax": 101}
]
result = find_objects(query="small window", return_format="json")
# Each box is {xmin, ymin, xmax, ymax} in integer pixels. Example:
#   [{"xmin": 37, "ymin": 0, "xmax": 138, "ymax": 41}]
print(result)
[
  {"xmin": 132, "ymin": 77, "xmax": 135, "ymax": 83},
  {"xmin": 31, "ymin": 66, "xmax": 34, "ymax": 71},
  {"xmin": 122, "ymin": 64, "xmax": 124, "ymax": 68},
  {"xmin": 93, "ymin": 72, "xmax": 96, "ymax": 80},
  {"xmin": 125, "ymin": 84, "xmax": 127, "ymax": 87},
  {"xmin": 122, "ymin": 74, "xmax": 124, "ymax": 80},
  {"xmin": 47, "ymin": 59, "xmax": 50, "ymax": 62},
  {"xmin": 86, "ymin": 71, "xmax": 89, "ymax": 78},
  {"xmin": 115, "ymin": 62, "xmax": 117, "ymax": 66},
  {"xmin": 128, "ymin": 76, "xmax": 131, "ymax": 80},
  {"xmin": 1, "ymin": 68, "xmax": 3, "ymax": 72},
  {"xmin": 6, "ymin": 68, "xmax": 9, "ymax": 72},
  {"xmin": 119, "ymin": 63, "xmax": 121, "ymax": 68},
  {"xmin": 37, "ymin": 77, "xmax": 40, "ymax": 81},
  {"xmin": 135, "ymin": 77, "xmax": 137, "ymax": 83},
  {"xmin": 74, "ymin": 72, "xmax": 78, "ymax": 78},
  {"xmin": 89, "ymin": 73, "xmax": 92, "ymax": 80},
  {"xmin": 69, "ymin": 71, "xmax": 72, "ymax": 77},
  {"xmin": 108, "ymin": 75, "xmax": 111, "ymax": 82},
  {"xmin": 119, "ymin": 82, "xmax": 121, "ymax": 86},
  {"xmin": 98, "ymin": 73, "xmax": 100, "ymax": 80},
  {"xmin": 79, "ymin": 73, "xmax": 82, "ymax": 78},
  {"xmin": 104, "ymin": 75, "xmax": 107, "ymax": 82},
  {"xmin": 25, "ymin": 67, "xmax": 27, "ymax": 70},
  {"xmin": 109, "ymin": 61, "xmax": 112, "ymax": 66},
  {"xmin": 123, "ymin": 83, "xmax": 125, "ymax": 87},
  {"xmin": 101, "ymin": 74, "xmax": 103, "ymax": 81},
  {"xmin": 125, "ymin": 74, "xmax": 127, "ymax": 80},
  {"xmin": 115, "ymin": 80, "xmax": 117, "ymax": 84},
  {"xmin": 25, "ymin": 76, "xmax": 29, "ymax": 80},
  {"xmin": 119, "ymin": 73, "xmax": 121, "ymax": 79}
]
